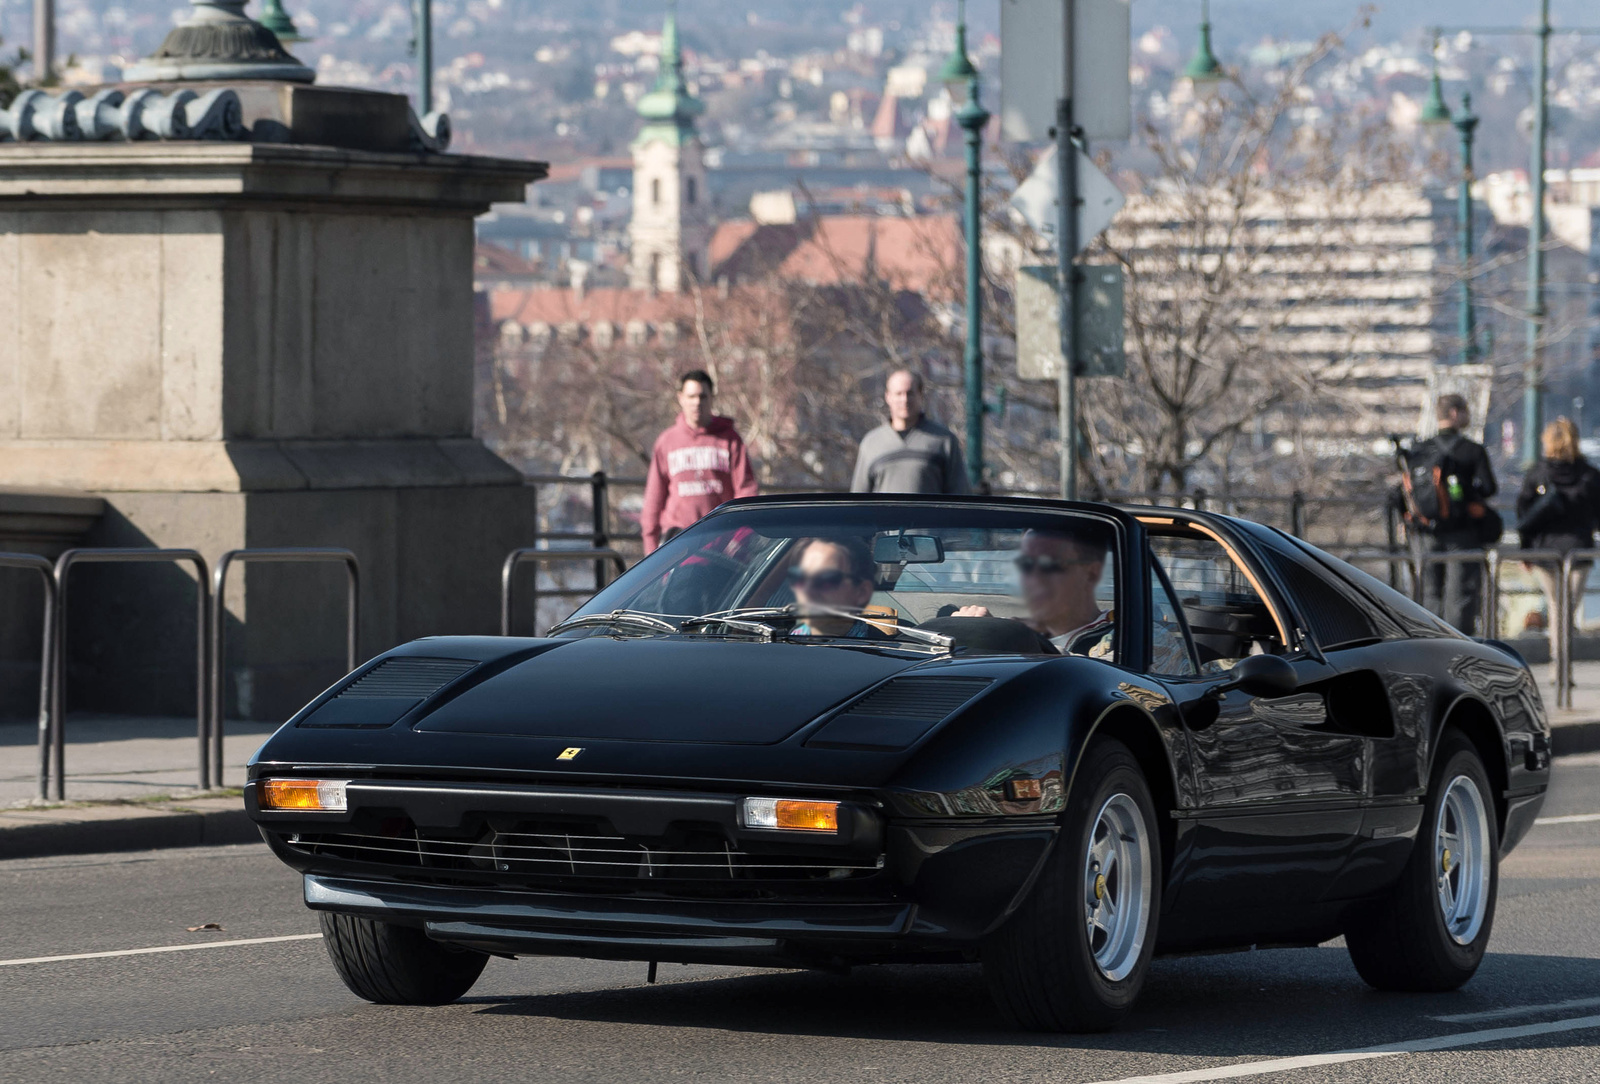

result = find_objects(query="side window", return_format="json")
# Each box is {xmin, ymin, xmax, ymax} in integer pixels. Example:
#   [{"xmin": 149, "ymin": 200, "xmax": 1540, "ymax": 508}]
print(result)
[
  {"xmin": 1149, "ymin": 532, "xmax": 1288, "ymax": 672},
  {"xmin": 1149, "ymin": 557, "xmax": 1199, "ymax": 676},
  {"xmin": 1288, "ymin": 537, "xmax": 1453, "ymax": 639},
  {"xmin": 1255, "ymin": 542, "xmax": 1398, "ymax": 649}
]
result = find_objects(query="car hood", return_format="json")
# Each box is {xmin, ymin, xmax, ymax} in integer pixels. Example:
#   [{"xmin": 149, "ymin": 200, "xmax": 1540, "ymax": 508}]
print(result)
[{"xmin": 412, "ymin": 636, "xmax": 927, "ymax": 745}]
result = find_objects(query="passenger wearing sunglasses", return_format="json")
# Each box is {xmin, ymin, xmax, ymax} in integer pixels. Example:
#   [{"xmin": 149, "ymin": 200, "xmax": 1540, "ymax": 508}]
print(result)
[
  {"xmin": 787, "ymin": 538, "xmax": 885, "ymax": 638},
  {"xmin": 953, "ymin": 527, "xmax": 1113, "ymax": 655}
]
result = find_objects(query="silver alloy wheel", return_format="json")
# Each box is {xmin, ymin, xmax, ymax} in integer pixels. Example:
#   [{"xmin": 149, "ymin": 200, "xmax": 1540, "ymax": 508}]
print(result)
[
  {"xmin": 1082, "ymin": 792, "xmax": 1152, "ymax": 982},
  {"xmin": 1436, "ymin": 773, "xmax": 1492, "ymax": 946}
]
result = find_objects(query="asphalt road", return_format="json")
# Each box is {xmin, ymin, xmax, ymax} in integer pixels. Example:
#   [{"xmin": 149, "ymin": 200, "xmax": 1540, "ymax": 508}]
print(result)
[{"xmin": 4, "ymin": 759, "xmax": 1600, "ymax": 1084}]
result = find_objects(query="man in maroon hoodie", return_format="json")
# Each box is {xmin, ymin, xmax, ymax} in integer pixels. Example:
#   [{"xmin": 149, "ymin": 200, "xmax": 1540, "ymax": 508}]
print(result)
[{"xmin": 641, "ymin": 370, "xmax": 759, "ymax": 552}]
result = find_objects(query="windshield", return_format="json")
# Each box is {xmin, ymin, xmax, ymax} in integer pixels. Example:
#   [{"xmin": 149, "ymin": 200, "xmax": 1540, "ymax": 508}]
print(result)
[{"xmin": 568, "ymin": 503, "xmax": 1122, "ymax": 657}]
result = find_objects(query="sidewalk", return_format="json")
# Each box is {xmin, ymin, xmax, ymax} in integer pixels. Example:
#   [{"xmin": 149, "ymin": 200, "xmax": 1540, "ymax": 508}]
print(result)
[
  {"xmin": 0, "ymin": 714, "xmax": 279, "ymax": 807},
  {"xmin": 0, "ymin": 714, "xmax": 279, "ymax": 860}
]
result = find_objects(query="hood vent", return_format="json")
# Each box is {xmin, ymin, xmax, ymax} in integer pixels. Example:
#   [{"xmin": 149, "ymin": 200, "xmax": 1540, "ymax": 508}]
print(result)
[
  {"xmin": 299, "ymin": 656, "xmax": 478, "ymax": 728},
  {"xmin": 338, "ymin": 657, "xmax": 478, "ymax": 699},
  {"xmin": 805, "ymin": 676, "xmax": 992, "ymax": 752},
  {"xmin": 840, "ymin": 676, "xmax": 992, "ymax": 718}
]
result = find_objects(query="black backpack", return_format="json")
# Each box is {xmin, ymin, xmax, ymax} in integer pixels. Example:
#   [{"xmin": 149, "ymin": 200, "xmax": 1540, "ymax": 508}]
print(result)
[{"xmin": 1398, "ymin": 435, "xmax": 1483, "ymax": 532}]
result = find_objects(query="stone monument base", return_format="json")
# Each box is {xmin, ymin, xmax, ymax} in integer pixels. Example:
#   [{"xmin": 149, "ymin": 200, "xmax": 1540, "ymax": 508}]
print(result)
[{"xmin": 0, "ymin": 141, "xmax": 546, "ymax": 720}]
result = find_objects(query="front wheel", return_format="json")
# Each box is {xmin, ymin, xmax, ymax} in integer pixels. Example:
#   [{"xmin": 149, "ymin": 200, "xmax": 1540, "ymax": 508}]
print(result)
[
  {"xmin": 319, "ymin": 911, "xmax": 489, "ymax": 1005},
  {"xmin": 1345, "ymin": 732, "xmax": 1498, "ymax": 991},
  {"xmin": 982, "ymin": 736, "xmax": 1161, "ymax": 1031}
]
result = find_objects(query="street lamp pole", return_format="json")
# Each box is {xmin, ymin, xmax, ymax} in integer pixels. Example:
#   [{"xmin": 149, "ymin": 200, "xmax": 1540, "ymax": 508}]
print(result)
[
  {"xmin": 1522, "ymin": 0, "xmax": 1550, "ymax": 465},
  {"xmin": 1455, "ymin": 94, "xmax": 1480, "ymax": 365},
  {"xmin": 415, "ymin": 0, "xmax": 434, "ymax": 115},
  {"xmin": 942, "ymin": 0, "xmax": 991, "ymax": 490}
]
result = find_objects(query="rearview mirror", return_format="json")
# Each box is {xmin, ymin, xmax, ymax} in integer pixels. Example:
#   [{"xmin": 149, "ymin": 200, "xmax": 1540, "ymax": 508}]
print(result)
[
  {"xmin": 1220, "ymin": 654, "xmax": 1298, "ymax": 699},
  {"xmin": 873, "ymin": 533, "xmax": 944, "ymax": 565}
]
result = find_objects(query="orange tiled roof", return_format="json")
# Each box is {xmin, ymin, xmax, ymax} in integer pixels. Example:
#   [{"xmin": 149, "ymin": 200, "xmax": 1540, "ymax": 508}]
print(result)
[
  {"xmin": 710, "ymin": 213, "xmax": 960, "ymax": 296},
  {"xmin": 490, "ymin": 287, "xmax": 692, "ymax": 327}
]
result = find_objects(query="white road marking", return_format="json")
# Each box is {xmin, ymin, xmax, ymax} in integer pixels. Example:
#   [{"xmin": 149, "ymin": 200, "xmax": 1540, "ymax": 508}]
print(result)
[
  {"xmin": 0, "ymin": 933, "xmax": 323, "ymax": 968},
  {"xmin": 1431, "ymin": 996, "xmax": 1600, "ymax": 1024},
  {"xmin": 1535, "ymin": 813, "xmax": 1600, "ymax": 825},
  {"xmin": 1084, "ymin": 1013, "xmax": 1600, "ymax": 1084}
]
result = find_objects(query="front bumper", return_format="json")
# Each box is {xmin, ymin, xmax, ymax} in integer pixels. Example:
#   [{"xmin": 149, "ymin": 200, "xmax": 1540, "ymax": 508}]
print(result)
[
  {"xmin": 305, "ymin": 874, "xmax": 915, "ymax": 967},
  {"xmin": 252, "ymin": 777, "xmax": 1057, "ymax": 961}
]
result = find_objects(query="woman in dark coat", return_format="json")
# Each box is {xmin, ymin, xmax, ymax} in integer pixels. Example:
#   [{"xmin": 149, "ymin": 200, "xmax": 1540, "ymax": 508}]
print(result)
[{"xmin": 1517, "ymin": 417, "xmax": 1600, "ymax": 680}]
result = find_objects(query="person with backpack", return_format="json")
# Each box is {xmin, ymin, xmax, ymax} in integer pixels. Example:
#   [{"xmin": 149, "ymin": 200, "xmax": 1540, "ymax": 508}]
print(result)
[
  {"xmin": 1401, "ymin": 394, "xmax": 1499, "ymax": 634},
  {"xmin": 1517, "ymin": 417, "xmax": 1600, "ymax": 680}
]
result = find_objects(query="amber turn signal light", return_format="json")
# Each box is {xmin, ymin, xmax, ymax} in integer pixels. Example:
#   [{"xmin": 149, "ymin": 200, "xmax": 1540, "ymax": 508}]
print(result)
[
  {"xmin": 1006, "ymin": 778, "xmax": 1043, "ymax": 801},
  {"xmin": 259, "ymin": 778, "xmax": 349, "ymax": 812},
  {"xmin": 742, "ymin": 797, "xmax": 840, "ymax": 832}
]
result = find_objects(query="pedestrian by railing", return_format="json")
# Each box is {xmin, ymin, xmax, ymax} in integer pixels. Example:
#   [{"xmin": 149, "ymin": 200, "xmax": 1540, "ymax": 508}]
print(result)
[
  {"xmin": 50, "ymin": 548, "xmax": 210, "ymax": 799},
  {"xmin": 210, "ymin": 548, "xmax": 359, "ymax": 787},
  {"xmin": 0, "ymin": 553, "xmax": 56, "ymax": 802},
  {"xmin": 501, "ymin": 547, "xmax": 628, "ymax": 636}
]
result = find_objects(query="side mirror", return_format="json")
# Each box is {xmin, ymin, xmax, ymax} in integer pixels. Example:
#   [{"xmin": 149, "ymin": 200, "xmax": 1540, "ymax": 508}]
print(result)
[{"xmin": 1210, "ymin": 654, "xmax": 1298, "ymax": 700}]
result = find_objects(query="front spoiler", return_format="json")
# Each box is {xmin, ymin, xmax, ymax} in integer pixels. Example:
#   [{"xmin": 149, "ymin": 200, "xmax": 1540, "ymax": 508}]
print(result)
[{"xmin": 305, "ymin": 873, "xmax": 916, "ymax": 966}]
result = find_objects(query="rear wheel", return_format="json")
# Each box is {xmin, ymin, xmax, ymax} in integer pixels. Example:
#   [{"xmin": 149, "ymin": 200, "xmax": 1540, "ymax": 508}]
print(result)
[
  {"xmin": 1345, "ymin": 732, "xmax": 1498, "ymax": 991},
  {"xmin": 319, "ymin": 911, "xmax": 489, "ymax": 1005},
  {"xmin": 982, "ymin": 736, "xmax": 1161, "ymax": 1031}
]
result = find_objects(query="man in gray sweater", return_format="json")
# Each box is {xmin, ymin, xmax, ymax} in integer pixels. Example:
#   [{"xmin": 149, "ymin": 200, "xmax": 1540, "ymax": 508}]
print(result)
[{"xmin": 850, "ymin": 369, "xmax": 971, "ymax": 494}]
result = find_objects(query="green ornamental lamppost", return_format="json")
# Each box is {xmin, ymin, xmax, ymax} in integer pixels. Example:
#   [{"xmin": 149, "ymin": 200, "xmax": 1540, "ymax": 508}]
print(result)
[
  {"xmin": 939, "ymin": 0, "xmax": 991, "ymax": 490},
  {"xmin": 1454, "ymin": 94, "xmax": 1480, "ymax": 365},
  {"xmin": 1419, "ymin": 48, "xmax": 1478, "ymax": 368},
  {"xmin": 1183, "ymin": 0, "xmax": 1224, "ymax": 96},
  {"xmin": 1419, "ymin": 41, "xmax": 1451, "ymax": 125},
  {"xmin": 257, "ymin": 0, "xmax": 306, "ymax": 43}
]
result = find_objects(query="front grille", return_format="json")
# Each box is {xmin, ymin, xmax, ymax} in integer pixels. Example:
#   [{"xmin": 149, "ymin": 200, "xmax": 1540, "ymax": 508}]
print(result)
[{"xmin": 284, "ymin": 819, "xmax": 883, "ymax": 885}]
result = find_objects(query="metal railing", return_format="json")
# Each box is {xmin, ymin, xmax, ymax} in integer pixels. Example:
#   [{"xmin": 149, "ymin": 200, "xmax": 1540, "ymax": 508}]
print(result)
[
  {"xmin": 51, "ymin": 548, "xmax": 210, "ymax": 799},
  {"xmin": 210, "ymin": 548, "xmax": 359, "ymax": 786},
  {"xmin": 501, "ymin": 547, "xmax": 627, "ymax": 636},
  {"xmin": 1414, "ymin": 549, "xmax": 1495, "ymax": 625},
  {"xmin": 1, "ymin": 554, "xmax": 57, "ymax": 802},
  {"xmin": 1557, "ymin": 548, "xmax": 1600, "ymax": 710},
  {"xmin": 1322, "ymin": 546, "xmax": 1417, "ymax": 594}
]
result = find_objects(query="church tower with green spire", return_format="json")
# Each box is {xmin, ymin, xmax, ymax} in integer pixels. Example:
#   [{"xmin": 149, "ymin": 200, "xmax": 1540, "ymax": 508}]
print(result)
[{"xmin": 628, "ymin": 1, "xmax": 710, "ymax": 293}]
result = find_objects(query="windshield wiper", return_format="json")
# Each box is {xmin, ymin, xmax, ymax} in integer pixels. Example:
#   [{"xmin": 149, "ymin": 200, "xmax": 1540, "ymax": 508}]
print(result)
[
  {"xmin": 682, "ymin": 604, "xmax": 953, "ymax": 651},
  {"xmin": 677, "ymin": 607, "xmax": 788, "ymax": 640},
  {"xmin": 546, "ymin": 610, "xmax": 681, "ymax": 637},
  {"xmin": 796, "ymin": 605, "xmax": 955, "ymax": 650}
]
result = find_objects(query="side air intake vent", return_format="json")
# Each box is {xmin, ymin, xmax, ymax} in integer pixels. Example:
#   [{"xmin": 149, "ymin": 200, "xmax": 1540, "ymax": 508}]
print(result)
[
  {"xmin": 805, "ymin": 676, "xmax": 992, "ymax": 752},
  {"xmin": 299, "ymin": 657, "xmax": 479, "ymax": 728},
  {"xmin": 337, "ymin": 657, "xmax": 479, "ymax": 699}
]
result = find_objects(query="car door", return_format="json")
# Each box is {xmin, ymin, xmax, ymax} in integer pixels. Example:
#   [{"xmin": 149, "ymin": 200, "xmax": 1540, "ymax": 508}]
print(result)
[
  {"xmin": 1142, "ymin": 518, "xmax": 1366, "ymax": 936},
  {"xmin": 1246, "ymin": 530, "xmax": 1426, "ymax": 899}
]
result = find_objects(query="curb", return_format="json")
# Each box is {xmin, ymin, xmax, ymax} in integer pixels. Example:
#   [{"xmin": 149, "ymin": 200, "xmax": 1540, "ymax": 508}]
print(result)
[
  {"xmin": 1553, "ymin": 720, "xmax": 1600, "ymax": 758},
  {"xmin": 0, "ymin": 801, "xmax": 259, "ymax": 861}
]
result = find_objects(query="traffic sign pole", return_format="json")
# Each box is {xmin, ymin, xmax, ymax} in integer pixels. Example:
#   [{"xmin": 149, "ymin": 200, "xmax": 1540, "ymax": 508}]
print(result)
[{"xmin": 1056, "ymin": 94, "xmax": 1080, "ymax": 500}]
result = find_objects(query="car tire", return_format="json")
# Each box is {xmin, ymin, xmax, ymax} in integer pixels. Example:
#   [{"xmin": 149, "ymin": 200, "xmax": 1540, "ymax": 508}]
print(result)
[
  {"xmin": 1345, "ymin": 731, "xmax": 1499, "ymax": 992},
  {"xmin": 318, "ymin": 911, "xmax": 489, "ymax": 1005},
  {"xmin": 982, "ymin": 736, "xmax": 1162, "ymax": 1032}
]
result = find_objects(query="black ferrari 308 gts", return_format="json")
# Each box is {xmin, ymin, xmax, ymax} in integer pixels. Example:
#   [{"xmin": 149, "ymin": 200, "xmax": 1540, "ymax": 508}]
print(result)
[{"xmin": 247, "ymin": 496, "xmax": 1551, "ymax": 1031}]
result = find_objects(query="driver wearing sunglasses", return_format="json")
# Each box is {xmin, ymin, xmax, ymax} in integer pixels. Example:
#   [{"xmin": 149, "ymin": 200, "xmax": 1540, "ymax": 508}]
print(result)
[
  {"xmin": 787, "ymin": 537, "xmax": 884, "ymax": 638},
  {"xmin": 953, "ymin": 527, "xmax": 1112, "ymax": 655}
]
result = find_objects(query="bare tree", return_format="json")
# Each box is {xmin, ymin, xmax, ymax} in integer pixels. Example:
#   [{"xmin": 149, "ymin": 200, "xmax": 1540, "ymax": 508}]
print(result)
[{"xmin": 1073, "ymin": 30, "xmax": 1423, "ymax": 498}]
